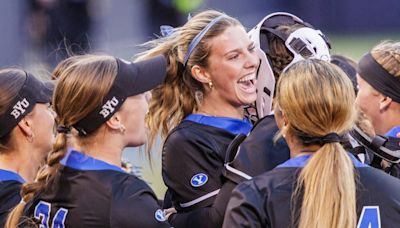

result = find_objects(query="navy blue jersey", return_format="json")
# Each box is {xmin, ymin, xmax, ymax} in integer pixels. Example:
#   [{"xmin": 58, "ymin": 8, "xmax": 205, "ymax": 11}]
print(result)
[
  {"xmin": 223, "ymin": 154, "xmax": 400, "ymax": 228},
  {"xmin": 0, "ymin": 169, "xmax": 25, "ymax": 227},
  {"xmin": 223, "ymin": 115, "xmax": 290, "ymax": 185},
  {"xmin": 162, "ymin": 114, "xmax": 251, "ymax": 227},
  {"xmin": 20, "ymin": 150, "xmax": 170, "ymax": 228}
]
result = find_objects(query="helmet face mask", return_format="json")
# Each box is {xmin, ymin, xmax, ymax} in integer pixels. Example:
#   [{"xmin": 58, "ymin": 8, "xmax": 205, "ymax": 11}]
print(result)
[
  {"xmin": 284, "ymin": 27, "xmax": 331, "ymax": 71},
  {"xmin": 350, "ymin": 126, "xmax": 400, "ymax": 164},
  {"xmin": 247, "ymin": 12, "xmax": 331, "ymax": 121}
]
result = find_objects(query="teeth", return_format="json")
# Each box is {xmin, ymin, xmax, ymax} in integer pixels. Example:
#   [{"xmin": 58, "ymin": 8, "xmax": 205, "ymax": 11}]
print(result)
[{"xmin": 238, "ymin": 74, "xmax": 256, "ymax": 83}]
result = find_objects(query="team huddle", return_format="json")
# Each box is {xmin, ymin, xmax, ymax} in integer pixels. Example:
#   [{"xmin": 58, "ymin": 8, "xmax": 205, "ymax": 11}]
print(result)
[{"xmin": 0, "ymin": 9, "xmax": 400, "ymax": 228}]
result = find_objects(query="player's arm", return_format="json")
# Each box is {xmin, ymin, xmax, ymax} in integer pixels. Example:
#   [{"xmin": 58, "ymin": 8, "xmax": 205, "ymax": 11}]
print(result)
[
  {"xmin": 168, "ymin": 180, "xmax": 237, "ymax": 228},
  {"xmin": 162, "ymin": 130, "xmax": 225, "ymax": 211}
]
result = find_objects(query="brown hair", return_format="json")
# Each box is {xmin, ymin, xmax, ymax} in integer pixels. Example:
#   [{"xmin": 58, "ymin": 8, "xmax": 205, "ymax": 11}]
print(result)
[
  {"xmin": 266, "ymin": 24, "xmax": 304, "ymax": 82},
  {"xmin": 276, "ymin": 59, "xmax": 357, "ymax": 228},
  {"xmin": 0, "ymin": 69, "xmax": 28, "ymax": 152},
  {"xmin": 135, "ymin": 10, "xmax": 242, "ymax": 151},
  {"xmin": 6, "ymin": 54, "xmax": 118, "ymax": 227}
]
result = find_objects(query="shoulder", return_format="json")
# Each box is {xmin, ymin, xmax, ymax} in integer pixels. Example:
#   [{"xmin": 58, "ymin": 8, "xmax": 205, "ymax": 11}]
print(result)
[
  {"xmin": 110, "ymin": 175, "xmax": 169, "ymax": 227},
  {"xmin": 249, "ymin": 167, "xmax": 298, "ymax": 192},
  {"xmin": 228, "ymin": 115, "xmax": 290, "ymax": 176},
  {"xmin": 0, "ymin": 180, "xmax": 22, "ymax": 212},
  {"xmin": 110, "ymin": 172, "xmax": 156, "ymax": 199},
  {"xmin": 358, "ymin": 166, "xmax": 400, "ymax": 194},
  {"xmin": 167, "ymin": 120, "xmax": 232, "ymax": 142},
  {"xmin": 164, "ymin": 120, "xmax": 233, "ymax": 157}
]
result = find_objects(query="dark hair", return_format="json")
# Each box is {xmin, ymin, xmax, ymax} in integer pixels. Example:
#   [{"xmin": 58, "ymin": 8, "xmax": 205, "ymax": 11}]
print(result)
[
  {"xmin": 0, "ymin": 69, "xmax": 28, "ymax": 152},
  {"xmin": 331, "ymin": 54, "xmax": 358, "ymax": 93}
]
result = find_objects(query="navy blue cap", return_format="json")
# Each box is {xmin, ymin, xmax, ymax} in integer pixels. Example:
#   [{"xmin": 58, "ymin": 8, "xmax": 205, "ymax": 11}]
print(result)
[
  {"xmin": 73, "ymin": 55, "xmax": 167, "ymax": 136},
  {"xmin": 0, "ymin": 72, "xmax": 54, "ymax": 138}
]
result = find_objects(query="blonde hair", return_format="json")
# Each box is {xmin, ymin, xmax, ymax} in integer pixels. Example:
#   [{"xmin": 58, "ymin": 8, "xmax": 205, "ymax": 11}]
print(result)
[
  {"xmin": 276, "ymin": 59, "xmax": 357, "ymax": 228},
  {"xmin": 6, "ymin": 54, "xmax": 117, "ymax": 227},
  {"xmin": 135, "ymin": 10, "xmax": 242, "ymax": 151},
  {"xmin": 371, "ymin": 41, "xmax": 400, "ymax": 78}
]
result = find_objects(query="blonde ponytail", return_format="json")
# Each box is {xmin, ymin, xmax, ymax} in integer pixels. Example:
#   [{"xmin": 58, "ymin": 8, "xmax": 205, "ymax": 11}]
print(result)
[
  {"xmin": 294, "ymin": 143, "xmax": 357, "ymax": 228},
  {"xmin": 276, "ymin": 59, "xmax": 357, "ymax": 228}
]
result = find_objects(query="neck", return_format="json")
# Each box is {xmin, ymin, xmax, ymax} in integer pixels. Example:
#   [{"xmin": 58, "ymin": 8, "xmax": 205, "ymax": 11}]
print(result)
[
  {"xmin": 197, "ymin": 96, "xmax": 244, "ymax": 119},
  {"xmin": 286, "ymin": 135, "xmax": 321, "ymax": 158},
  {"xmin": 73, "ymin": 134, "xmax": 124, "ymax": 167},
  {"xmin": 0, "ymin": 146, "xmax": 44, "ymax": 182},
  {"xmin": 375, "ymin": 109, "xmax": 400, "ymax": 135}
]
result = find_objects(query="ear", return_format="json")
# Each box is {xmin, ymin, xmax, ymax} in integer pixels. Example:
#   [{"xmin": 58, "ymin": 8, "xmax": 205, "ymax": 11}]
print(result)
[
  {"xmin": 379, "ymin": 95, "xmax": 392, "ymax": 111},
  {"xmin": 105, "ymin": 113, "xmax": 123, "ymax": 131},
  {"xmin": 17, "ymin": 116, "xmax": 34, "ymax": 137},
  {"xmin": 191, "ymin": 65, "xmax": 211, "ymax": 84},
  {"xmin": 274, "ymin": 106, "xmax": 288, "ymax": 130}
]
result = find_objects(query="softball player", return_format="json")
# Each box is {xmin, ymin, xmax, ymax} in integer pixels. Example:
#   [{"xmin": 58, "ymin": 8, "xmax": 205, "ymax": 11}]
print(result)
[
  {"xmin": 355, "ymin": 41, "xmax": 400, "ymax": 177},
  {"xmin": 223, "ymin": 59, "xmax": 400, "ymax": 228},
  {"xmin": 225, "ymin": 12, "xmax": 331, "ymax": 183},
  {"xmin": 139, "ymin": 10, "xmax": 258, "ymax": 227},
  {"xmin": 6, "ymin": 54, "xmax": 170, "ymax": 227},
  {"xmin": 0, "ymin": 69, "xmax": 54, "ymax": 227}
]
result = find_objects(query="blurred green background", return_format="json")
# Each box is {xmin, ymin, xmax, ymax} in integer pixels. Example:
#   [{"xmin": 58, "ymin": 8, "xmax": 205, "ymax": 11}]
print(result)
[{"xmin": 329, "ymin": 33, "xmax": 400, "ymax": 60}]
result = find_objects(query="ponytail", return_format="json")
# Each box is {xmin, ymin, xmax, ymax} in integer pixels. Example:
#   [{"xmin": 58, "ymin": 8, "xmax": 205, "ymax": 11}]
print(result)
[
  {"xmin": 5, "ymin": 132, "xmax": 69, "ymax": 228},
  {"xmin": 293, "ymin": 142, "xmax": 357, "ymax": 228}
]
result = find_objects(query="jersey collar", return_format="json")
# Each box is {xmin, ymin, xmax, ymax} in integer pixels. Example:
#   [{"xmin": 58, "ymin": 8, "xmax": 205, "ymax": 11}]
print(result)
[
  {"xmin": 277, "ymin": 153, "xmax": 368, "ymax": 168},
  {"xmin": 185, "ymin": 114, "xmax": 252, "ymax": 135},
  {"xmin": 0, "ymin": 169, "xmax": 25, "ymax": 183},
  {"xmin": 60, "ymin": 149, "xmax": 126, "ymax": 173},
  {"xmin": 385, "ymin": 126, "xmax": 400, "ymax": 138}
]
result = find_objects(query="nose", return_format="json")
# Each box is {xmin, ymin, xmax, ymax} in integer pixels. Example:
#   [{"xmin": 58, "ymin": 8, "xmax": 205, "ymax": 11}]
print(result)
[{"xmin": 245, "ymin": 49, "xmax": 260, "ymax": 69}]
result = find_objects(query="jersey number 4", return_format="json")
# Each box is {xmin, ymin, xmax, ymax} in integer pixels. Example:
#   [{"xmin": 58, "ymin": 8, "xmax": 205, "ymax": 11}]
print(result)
[
  {"xmin": 357, "ymin": 206, "xmax": 381, "ymax": 228},
  {"xmin": 34, "ymin": 201, "xmax": 69, "ymax": 228}
]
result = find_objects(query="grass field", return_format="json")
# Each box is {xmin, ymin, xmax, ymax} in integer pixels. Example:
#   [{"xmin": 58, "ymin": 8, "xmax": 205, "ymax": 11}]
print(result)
[{"xmin": 328, "ymin": 33, "xmax": 400, "ymax": 60}]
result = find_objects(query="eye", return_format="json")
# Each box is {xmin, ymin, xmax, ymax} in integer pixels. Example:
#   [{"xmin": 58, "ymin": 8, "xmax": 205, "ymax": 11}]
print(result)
[
  {"xmin": 228, "ymin": 54, "xmax": 239, "ymax": 60},
  {"xmin": 249, "ymin": 45, "xmax": 256, "ymax": 52}
]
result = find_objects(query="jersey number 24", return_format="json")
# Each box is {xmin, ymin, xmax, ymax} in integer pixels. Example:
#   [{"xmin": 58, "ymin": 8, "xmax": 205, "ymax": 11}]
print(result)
[{"xmin": 34, "ymin": 201, "xmax": 68, "ymax": 228}]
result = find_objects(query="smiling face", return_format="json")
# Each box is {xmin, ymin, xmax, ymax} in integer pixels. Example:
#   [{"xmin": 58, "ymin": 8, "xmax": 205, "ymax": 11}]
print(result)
[{"xmin": 202, "ymin": 25, "xmax": 259, "ymax": 109}]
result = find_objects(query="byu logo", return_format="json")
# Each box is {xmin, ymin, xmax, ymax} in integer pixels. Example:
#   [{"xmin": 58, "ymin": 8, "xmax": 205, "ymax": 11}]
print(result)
[
  {"xmin": 154, "ymin": 209, "xmax": 166, "ymax": 222},
  {"xmin": 99, "ymin": 97, "xmax": 119, "ymax": 118},
  {"xmin": 191, "ymin": 173, "xmax": 208, "ymax": 187},
  {"xmin": 10, "ymin": 98, "xmax": 30, "ymax": 119}
]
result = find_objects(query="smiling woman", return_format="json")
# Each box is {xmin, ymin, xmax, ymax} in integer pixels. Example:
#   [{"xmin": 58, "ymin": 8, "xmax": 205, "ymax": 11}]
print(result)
[{"xmin": 137, "ymin": 10, "xmax": 259, "ymax": 227}]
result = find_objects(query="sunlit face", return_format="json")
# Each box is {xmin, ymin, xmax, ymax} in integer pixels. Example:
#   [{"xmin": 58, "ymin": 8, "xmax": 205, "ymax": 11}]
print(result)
[
  {"xmin": 118, "ymin": 93, "xmax": 149, "ymax": 147},
  {"xmin": 355, "ymin": 74, "xmax": 382, "ymax": 130},
  {"xmin": 204, "ymin": 25, "xmax": 259, "ymax": 108},
  {"xmin": 30, "ymin": 103, "xmax": 55, "ymax": 158}
]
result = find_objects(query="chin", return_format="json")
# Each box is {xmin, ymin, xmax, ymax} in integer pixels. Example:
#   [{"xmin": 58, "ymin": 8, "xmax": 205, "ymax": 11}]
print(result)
[
  {"xmin": 126, "ymin": 138, "xmax": 147, "ymax": 147},
  {"xmin": 238, "ymin": 94, "xmax": 257, "ymax": 105}
]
